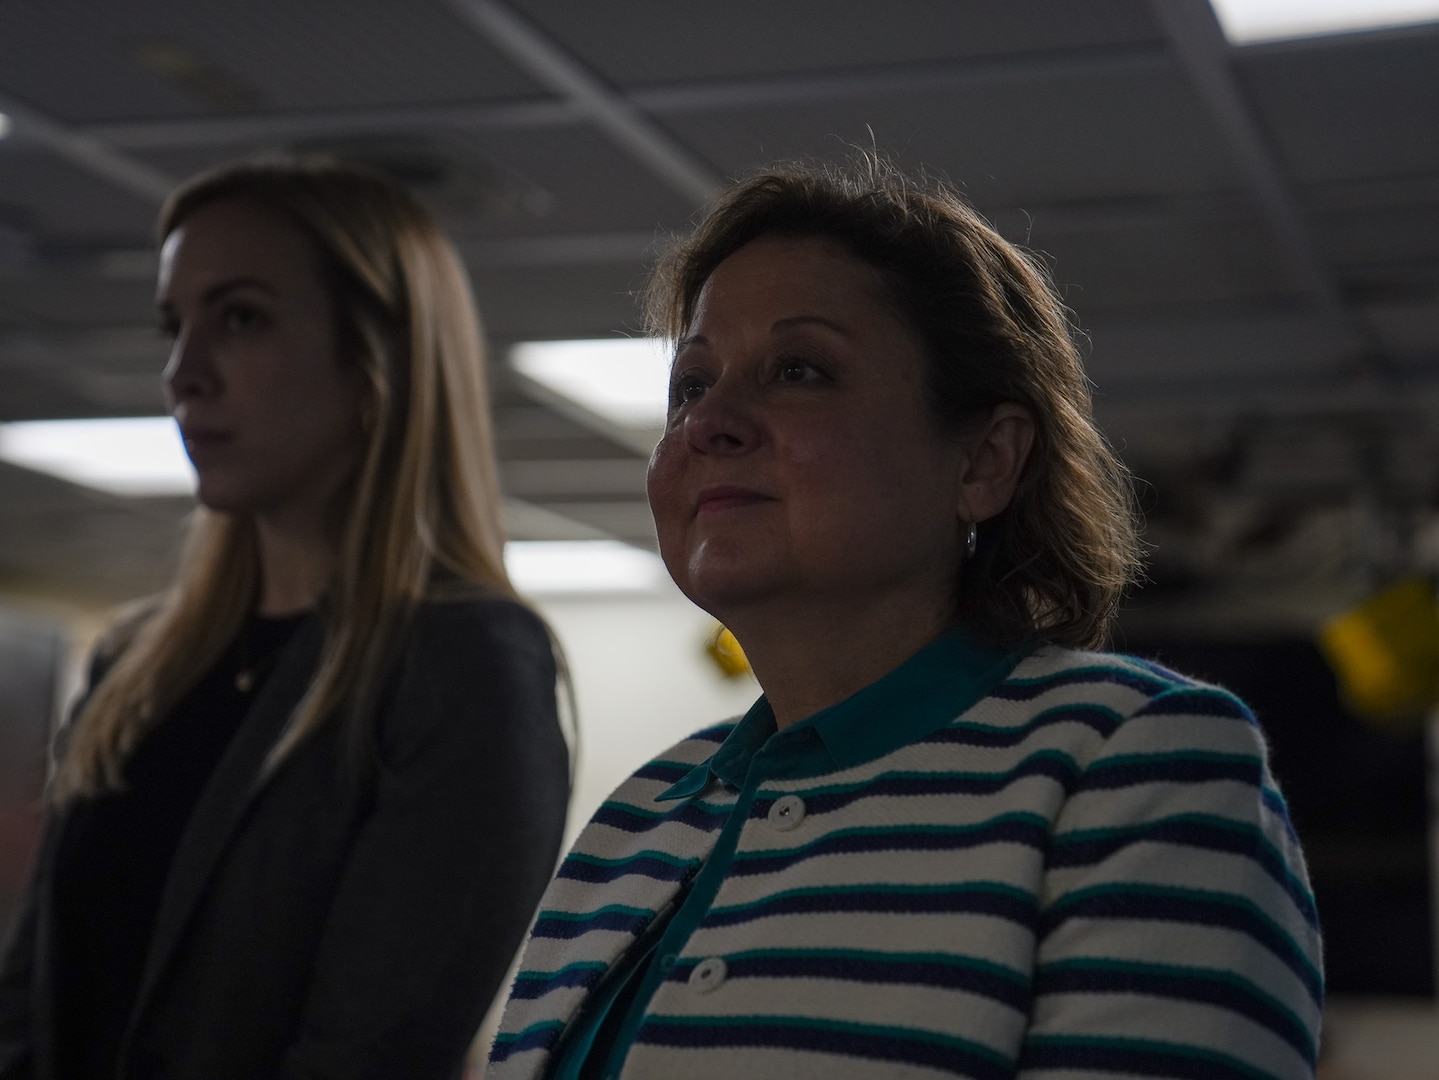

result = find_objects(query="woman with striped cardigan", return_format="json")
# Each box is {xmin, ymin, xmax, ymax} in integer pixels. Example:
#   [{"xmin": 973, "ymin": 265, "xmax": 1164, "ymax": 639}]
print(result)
[{"xmin": 490, "ymin": 154, "xmax": 1322, "ymax": 1080}]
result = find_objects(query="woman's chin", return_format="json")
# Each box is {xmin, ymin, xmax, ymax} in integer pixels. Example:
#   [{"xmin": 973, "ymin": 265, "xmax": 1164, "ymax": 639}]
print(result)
[
  {"xmin": 191, "ymin": 477, "xmax": 265, "ymax": 517},
  {"xmin": 191, "ymin": 484, "xmax": 230, "ymax": 512},
  {"xmin": 191, "ymin": 481, "xmax": 242, "ymax": 514},
  {"xmin": 676, "ymin": 569, "xmax": 782, "ymax": 626}
]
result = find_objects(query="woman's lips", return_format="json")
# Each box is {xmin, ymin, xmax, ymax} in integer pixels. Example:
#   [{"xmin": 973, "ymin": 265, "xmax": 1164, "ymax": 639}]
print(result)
[
  {"xmin": 696, "ymin": 485, "xmax": 769, "ymax": 514},
  {"xmin": 180, "ymin": 430, "xmax": 233, "ymax": 460}
]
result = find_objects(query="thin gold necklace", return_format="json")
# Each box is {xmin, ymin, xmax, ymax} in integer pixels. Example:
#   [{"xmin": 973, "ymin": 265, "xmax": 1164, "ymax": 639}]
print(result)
[{"xmin": 234, "ymin": 623, "xmax": 283, "ymax": 693}]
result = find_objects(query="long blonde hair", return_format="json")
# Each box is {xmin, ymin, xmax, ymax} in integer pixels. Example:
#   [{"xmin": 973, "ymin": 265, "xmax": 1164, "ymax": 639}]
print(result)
[{"xmin": 53, "ymin": 157, "xmax": 519, "ymax": 801}]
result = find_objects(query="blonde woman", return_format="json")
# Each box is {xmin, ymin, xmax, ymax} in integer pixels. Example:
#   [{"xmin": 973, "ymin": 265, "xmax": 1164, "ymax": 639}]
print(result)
[{"xmin": 0, "ymin": 159, "xmax": 570, "ymax": 1080}]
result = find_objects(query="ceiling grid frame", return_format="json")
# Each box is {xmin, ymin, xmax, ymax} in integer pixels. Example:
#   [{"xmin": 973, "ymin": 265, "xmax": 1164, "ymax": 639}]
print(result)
[
  {"xmin": 0, "ymin": 0, "xmax": 1433, "ymax": 608},
  {"xmin": 1147, "ymin": 0, "xmax": 1378, "ymax": 365}
]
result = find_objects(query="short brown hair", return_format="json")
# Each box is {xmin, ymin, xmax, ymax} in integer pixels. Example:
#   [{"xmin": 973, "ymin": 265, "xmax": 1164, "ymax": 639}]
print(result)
[{"xmin": 646, "ymin": 153, "xmax": 1141, "ymax": 649}]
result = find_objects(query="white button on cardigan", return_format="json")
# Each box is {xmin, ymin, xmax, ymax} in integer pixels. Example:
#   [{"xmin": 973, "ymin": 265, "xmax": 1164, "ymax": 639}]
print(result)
[{"xmin": 767, "ymin": 794, "xmax": 805, "ymax": 831}]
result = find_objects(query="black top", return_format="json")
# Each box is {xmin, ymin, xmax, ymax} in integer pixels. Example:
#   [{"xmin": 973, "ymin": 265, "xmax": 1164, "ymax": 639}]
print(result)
[
  {"xmin": 0, "ymin": 596, "xmax": 569, "ymax": 1080},
  {"xmin": 50, "ymin": 613, "xmax": 305, "ymax": 1080}
]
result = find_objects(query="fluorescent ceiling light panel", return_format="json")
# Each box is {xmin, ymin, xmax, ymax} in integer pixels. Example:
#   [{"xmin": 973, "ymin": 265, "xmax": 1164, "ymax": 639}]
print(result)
[
  {"xmin": 1210, "ymin": 0, "xmax": 1439, "ymax": 42},
  {"xmin": 510, "ymin": 338, "xmax": 670, "ymax": 431},
  {"xmin": 0, "ymin": 113, "xmax": 11, "ymax": 139},
  {"xmin": 504, "ymin": 540, "xmax": 669, "ymax": 595},
  {"xmin": 0, "ymin": 417, "xmax": 195, "ymax": 496}
]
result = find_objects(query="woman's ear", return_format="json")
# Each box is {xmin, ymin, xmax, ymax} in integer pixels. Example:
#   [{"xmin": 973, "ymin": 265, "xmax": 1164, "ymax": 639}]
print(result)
[{"xmin": 957, "ymin": 402, "xmax": 1036, "ymax": 524}]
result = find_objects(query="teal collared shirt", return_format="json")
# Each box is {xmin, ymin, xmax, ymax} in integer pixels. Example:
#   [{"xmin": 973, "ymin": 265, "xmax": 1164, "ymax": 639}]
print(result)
[{"xmin": 551, "ymin": 625, "xmax": 1028, "ymax": 1080}]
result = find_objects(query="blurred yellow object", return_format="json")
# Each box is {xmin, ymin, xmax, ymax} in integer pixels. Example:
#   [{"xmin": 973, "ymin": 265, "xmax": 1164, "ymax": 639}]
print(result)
[
  {"xmin": 1318, "ymin": 576, "xmax": 1439, "ymax": 725},
  {"xmin": 705, "ymin": 624, "xmax": 752, "ymax": 679}
]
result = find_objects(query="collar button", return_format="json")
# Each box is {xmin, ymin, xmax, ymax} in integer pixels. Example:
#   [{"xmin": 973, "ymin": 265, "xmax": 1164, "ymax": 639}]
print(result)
[{"xmin": 767, "ymin": 793, "xmax": 806, "ymax": 831}]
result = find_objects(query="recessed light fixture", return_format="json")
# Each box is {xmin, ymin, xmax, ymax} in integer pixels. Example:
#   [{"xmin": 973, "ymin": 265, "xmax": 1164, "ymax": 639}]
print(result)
[
  {"xmin": 510, "ymin": 338, "xmax": 670, "ymax": 452},
  {"xmin": 0, "ymin": 417, "xmax": 195, "ymax": 496},
  {"xmin": 503, "ymin": 540, "xmax": 669, "ymax": 595},
  {"xmin": 1210, "ymin": 0, "xmax": 1439, "ymax": 43}
]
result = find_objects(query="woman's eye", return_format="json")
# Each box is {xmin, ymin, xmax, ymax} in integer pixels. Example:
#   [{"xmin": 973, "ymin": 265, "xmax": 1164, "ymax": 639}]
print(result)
[
  {"xmin": 222, "ymin": 304, "xmax": 266, "ymax": 332},
  {"xmin": 776, "ymin": 357, "xmax": 821, "ymax": 382},
  {"xmin": 671, "ymin": 373, "xmax": 710, "ymax": 405}
]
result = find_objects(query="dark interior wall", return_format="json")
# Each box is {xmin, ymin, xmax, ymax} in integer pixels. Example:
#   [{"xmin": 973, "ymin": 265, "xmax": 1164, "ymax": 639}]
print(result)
[
  {"xmin": 1121, "ymin": 634, "xmax": 1434, "ymax": 998},
  {"xmin": 0, "ymin": 608, "xmax": 62, "ymax": 932}
]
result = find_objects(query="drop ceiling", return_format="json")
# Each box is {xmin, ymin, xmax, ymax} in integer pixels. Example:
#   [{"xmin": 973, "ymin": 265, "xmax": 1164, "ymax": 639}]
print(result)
[{"xmin": 0, "ymin": 0, "xmax": 1435, "ymax": 625}]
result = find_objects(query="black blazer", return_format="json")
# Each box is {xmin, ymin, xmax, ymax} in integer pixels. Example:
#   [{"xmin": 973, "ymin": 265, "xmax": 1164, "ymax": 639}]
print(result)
[{"xmin": 0, "ymin": 596, "xmax": 570, "ymax": 1080}]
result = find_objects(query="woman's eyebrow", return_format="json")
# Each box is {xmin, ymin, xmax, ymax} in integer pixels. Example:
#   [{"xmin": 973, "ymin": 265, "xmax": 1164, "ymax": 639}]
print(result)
[
  {"xmin": 675, "ymin": 315, "xmax": 851, "ymax": 349},
  {"xmin": 157, "ymin": 276, "xmax": 280, "ymax": 314},
  {"xmin": 771, "ymin": 313, "xmax": 851, "ymax": 336},
  {"xmin": 200, "ymin": 277, "xmax": 279, "ymax": 305}
]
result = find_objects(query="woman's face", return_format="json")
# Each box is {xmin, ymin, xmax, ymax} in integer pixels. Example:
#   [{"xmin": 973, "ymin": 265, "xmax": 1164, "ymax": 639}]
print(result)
[
  {"xmin": 157, "ymin": 198, "xmax": 367, "ymax": 524},
  {"xmin": 647, "ymin": 234, "xmax": 971, "ymax": 626}
]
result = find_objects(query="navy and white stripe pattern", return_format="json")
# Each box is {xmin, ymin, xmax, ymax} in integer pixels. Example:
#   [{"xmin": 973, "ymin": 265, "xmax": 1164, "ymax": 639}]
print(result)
[{"xmin": 492, "ymin": 646, "xmax": 1322, "ymax": 1079}]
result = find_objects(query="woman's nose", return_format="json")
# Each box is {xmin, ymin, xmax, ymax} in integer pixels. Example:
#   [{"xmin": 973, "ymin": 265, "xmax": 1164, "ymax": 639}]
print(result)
[
  {"xmin": 162, "ymin": 328, "xmax": 218, "ymax": 402},
  {"xmin": 682, "ymin": 377, "xmax": 760, "ymax": 455}
]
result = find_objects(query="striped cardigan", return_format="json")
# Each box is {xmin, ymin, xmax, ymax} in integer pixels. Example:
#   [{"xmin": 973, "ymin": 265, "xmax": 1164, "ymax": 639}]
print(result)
[{"xmin": 491, "ymin": 645, "xmax": 1323, "ymax": 1079}]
